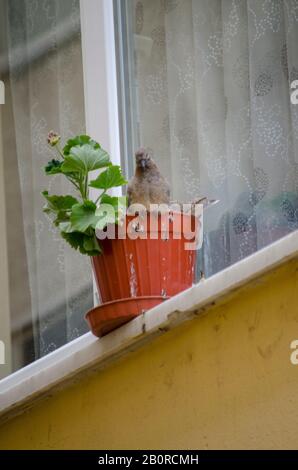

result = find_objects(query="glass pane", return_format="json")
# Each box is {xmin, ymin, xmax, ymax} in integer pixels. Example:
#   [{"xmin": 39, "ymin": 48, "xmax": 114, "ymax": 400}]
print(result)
[
  {"xmin": 115, "ymin": 0, "xmax": 298, "ymax": 278},
  {"xmin": 0, "ymin": 0, "xmax": 93, "ymax": 379}
]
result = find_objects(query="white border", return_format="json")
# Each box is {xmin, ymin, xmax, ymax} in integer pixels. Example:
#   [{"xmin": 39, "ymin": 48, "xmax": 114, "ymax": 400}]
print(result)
[
  {"xmin": 1, "ymin": 0, "xmax": 298, "ymax": 422},
  {"xmin": 0, "ymin": 230, "xmax": 297, "ymax": 420}
]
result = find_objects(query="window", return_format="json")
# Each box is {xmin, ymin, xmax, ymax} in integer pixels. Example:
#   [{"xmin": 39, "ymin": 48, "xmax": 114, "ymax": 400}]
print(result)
[
  {"xmin": 1, "ymin": 0, "xmax": 298, "ymax": 382},
  {"xmin": 0, "ymin": 0, "xmax": 93, "ymax": 378},
  {"xmin": 115, "ymin": 0, "xmax": 298, "ymax": 278}
]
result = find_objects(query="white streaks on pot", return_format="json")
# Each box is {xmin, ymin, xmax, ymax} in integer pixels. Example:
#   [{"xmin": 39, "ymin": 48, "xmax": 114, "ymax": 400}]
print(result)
[
  {"xmin": 161, "ymin": 257, "xmax": 168, "ymax": 294},
  {"xmin": 129, "ymin": 253, "xmax": 138, "ymax": 297},
  {"xmin": 188, "ymin": 253, "xmax": 194, "ymax": 278}
]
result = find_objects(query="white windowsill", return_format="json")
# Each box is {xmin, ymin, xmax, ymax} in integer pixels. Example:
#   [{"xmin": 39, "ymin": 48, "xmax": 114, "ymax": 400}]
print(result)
[{"xmin": 0, "ymin": 230, "xmax": 297, "ymax": 423}]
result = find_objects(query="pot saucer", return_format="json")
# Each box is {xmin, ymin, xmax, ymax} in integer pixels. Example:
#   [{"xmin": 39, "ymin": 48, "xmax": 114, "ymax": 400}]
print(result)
[{"xmin": 85, "ymin": 295, "xmax": 169, "ymax": 338}]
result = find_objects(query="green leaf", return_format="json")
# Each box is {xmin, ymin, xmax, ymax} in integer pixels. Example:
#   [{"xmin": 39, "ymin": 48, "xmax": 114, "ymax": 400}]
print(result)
[
  {"xmin": 42, "ymin": 191, "xmax": 78, "ymax": 225},
  {"xmin": 95, "ymin": 195, "xmax": 127, "ymax": 230},
  {"xmin": 61, "ymin": 230, "xmax": 83, "ymax": 249},
  {"xmin": 60, "ymin": 230, "xmax": 101, "ymax": 256},
  {"xmin": 70, "ymin": 200, "xmax": 99, "ymax": 232},
  {"xmin": 45, "ymin": 159, "xmax": 63, "ymax": 175},
  {"xmin": 101, "ymin": 194, "xmax": 127, "ymax": 216},
  {"xmin": 89, "ymin": 165, "xmax": 127, "ymax": 190},
  {"xmin": 42, "ymin": 191, "xmax": 78, "ymax": 212},
  {"xmin": 63, "ymin": 135, "xmax": 100, "ymax": 156},
  {"xmin": 61, "ymin": 144, "xmax": 111, "ymax": 174},
  {"xmin": 100, "ymin": 194, "xmax": 124, "ymax": 207},
  {"xmin": 58, "ymin": 221, "xmax": 74, "ymax": 233},
  {"xmin": 95, "ymin": 204, "xmax": 117, "ymax": 230},
  {"xmin": 83, "ymin": 236, "xmax": 101, "ymax": 254}
]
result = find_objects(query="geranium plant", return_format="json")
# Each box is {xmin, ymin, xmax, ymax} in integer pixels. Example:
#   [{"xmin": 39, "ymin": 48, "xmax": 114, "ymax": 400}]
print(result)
[{"xmin": 42, "ymin": 132, "xmax": 127, "ymax": 255}]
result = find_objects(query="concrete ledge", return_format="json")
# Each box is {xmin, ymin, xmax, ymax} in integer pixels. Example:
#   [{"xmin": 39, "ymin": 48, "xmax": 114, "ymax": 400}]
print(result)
[{"xmin": 0, "ymin": 230, "xmax": 297, "ymax": 423}]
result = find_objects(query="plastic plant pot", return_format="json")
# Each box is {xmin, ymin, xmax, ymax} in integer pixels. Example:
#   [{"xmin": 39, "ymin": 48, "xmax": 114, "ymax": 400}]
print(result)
[
  {"xmin": 91, "ymin": 211, "xmax": 201, "ymax": 303},
  {"xmin": 87, "ymin": 211, "xmax": 201, "ymax": 337}
]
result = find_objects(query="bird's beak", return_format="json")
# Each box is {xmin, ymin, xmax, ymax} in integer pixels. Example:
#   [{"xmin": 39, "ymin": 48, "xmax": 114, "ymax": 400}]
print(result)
[{"xmin": 140, "ymin": 159, "xmax": 146, "ymax": 169}]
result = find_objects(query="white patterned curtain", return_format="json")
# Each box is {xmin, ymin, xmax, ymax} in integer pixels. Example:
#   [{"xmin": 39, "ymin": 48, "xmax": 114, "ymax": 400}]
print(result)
[
  {"xmin": 1, "ymin": 0, "xmax": 92, "ymax": 369},
  {"xmin": 130, "ymin": 0, "xmax": 298, "ymax": 276}
]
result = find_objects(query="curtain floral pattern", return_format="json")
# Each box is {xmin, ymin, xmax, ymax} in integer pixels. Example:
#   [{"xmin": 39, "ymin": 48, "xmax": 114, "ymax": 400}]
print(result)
[
  {"xmin": 1, "ymin": 0, "xmax": 92, "ymax": 370},
  {"xmin": 129, "ymin": 0, "xmax": 298, "ymax": 277}
]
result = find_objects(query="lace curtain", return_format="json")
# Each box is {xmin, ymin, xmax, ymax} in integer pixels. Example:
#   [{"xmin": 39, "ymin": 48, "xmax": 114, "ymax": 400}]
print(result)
[
  {"xmin": 1, "ymin": 0, "xmax": 92, "ymax": 371},
  {"xmin": 130, "ymin": 0, "xmax": 298, "ymax": 277}
]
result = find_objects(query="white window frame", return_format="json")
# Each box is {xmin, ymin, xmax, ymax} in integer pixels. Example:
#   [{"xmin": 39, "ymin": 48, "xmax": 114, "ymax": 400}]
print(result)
[
  {"xmin": 80, "ymin": 0, "xmax": 122, "ymax": 305},
  {"xmin": 0, "ymin": 106, "xmax": 12, "ymax": 380},
  {"xmin": 80, "ymin": 0, "xmax": 121, "ymax": 169}
]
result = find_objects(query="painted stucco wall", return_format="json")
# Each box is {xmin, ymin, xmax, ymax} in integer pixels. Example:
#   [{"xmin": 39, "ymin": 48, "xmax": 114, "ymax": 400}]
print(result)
[{"xmin": 0, "ymin": 257, "xmax": 297, "ymax": 450}]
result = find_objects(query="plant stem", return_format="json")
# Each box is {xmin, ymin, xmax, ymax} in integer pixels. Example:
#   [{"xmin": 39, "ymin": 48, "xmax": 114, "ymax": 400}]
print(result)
[
  {"xmin": 67, "ymin": 176, "xmax": 80, "ymax": 191},
  {"xmin": 55, "ymin": 144, "xmax": 65, "ymax": 160},
  {"xmin": 78, "ymin": 175, "xmax": 84, "ymax": 201},
  {"xmin": 84, "ymin": 174, "xmax": 89, "ymax": 200},
  {"xmin": 95, "ymin": 190, "xmax": 107, "ymax": 205}
]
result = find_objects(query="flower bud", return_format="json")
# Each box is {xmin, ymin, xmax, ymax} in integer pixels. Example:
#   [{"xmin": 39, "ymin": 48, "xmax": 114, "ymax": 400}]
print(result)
[{"xmin": 47, "ymin": 131, "xmax": 61, "ymax": 147}]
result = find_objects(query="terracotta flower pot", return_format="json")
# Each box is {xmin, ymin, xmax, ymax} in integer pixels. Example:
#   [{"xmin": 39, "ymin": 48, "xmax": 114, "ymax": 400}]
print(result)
[
  {"xmin": 88, "ymin": 211, "xmax": 201, "ymax": 337},
  {"xmin": 92, "ymin": 212, "xmax": 200, "ymax": 302}
]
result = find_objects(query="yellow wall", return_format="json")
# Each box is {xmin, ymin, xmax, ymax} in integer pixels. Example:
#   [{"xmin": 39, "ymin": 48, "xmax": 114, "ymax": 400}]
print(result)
[{"xmin": 0, "ymin": 257, "xmax": 298, "ymax": 450}]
